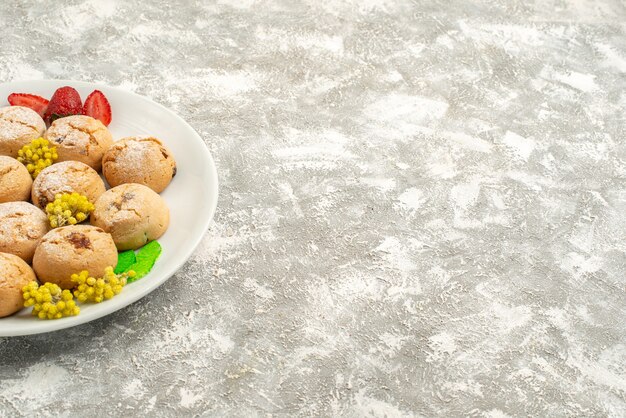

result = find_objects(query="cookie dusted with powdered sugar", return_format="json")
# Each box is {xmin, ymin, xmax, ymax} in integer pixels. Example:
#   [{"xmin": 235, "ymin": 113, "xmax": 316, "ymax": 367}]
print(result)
[
  {"xmin": 44, "ymin": 115, "xmax": 113, "ymax": 171},
  {"xmin": 102, "ymin": 136, "xmax": 176, "ymax": 193},
  {"xmin": 31, "ymin": 161, "xmax": 105, "ymax": 209},
  {"xmin": 0, "ymin": 252, "xmax": 36, "ymax": 317},
  {"xmin": 0, "ymin": 201, "xmax": 49, "ymax": 263},
  {"xmin": 91, "ymin": 183, "xmax": 169, "ymax": 250},
  {"xmin": 33, "ymin": 225, "xmax": 118, "ymax": 289},
  {"xmin": 0, "ymin": 106, "xmax": 46, "ymax": 158},
  {"xmin": 0, "ymin": 156, "xmax": 32, "ymax": 203}
]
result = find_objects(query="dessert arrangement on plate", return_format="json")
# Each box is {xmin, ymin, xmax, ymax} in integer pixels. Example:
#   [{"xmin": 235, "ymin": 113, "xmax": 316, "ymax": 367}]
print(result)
[{"xmin": 0, "ymin": 86, "xmax": 176, "ymax": 320}]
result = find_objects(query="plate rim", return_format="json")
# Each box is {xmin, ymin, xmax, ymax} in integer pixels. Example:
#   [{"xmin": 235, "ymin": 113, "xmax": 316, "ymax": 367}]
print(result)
[{"xmin": 0, "ymin": 79, "xmax": 219, "ymax": 337}]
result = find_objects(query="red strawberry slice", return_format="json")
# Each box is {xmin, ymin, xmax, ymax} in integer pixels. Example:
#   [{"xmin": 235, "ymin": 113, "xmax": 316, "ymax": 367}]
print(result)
[
  {"xmin": 7, "ymin": 93, "xmax": 49, "ymax": 117},
  {"xmin": 83, "ymin": 90, "xmax": 112, "ymax": 126},
  {"xmin": 44, "ymin": 86, "xmax": 83, "ymax": 124}
]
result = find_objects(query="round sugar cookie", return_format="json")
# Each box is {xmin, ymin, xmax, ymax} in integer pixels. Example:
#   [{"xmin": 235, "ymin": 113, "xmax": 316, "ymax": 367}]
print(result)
[
  {"xmin": 0, "ymin": 201, "xmax": 49, "ymax": 263},
  {"xmin": 0, "ymin": 252, "xmax": 36, "ymax": 317},
  {"xmin": 91, "ymin": 183, "xmax": 169, "ymax": 250},
  {"xmin": 31, "ymin": 160, "xmax": 105, "ymax": 209},
  {"xmin": 0, "ymin": 106, "xmax": 46, "ymax": 158},
  {"xmin": 44, "ymin": 115, "xmax": 113, "ymax": 171},
  {"xmin": 32, "ymin": 225, "xmax": 118, "ymax": 289},
  {"xmin": 0, "ymin": 156, "xmax": 32, "ymax": 203},
  {"xmin": 102, "ymin": 136, "xmax": 176, "ymax": 193}
]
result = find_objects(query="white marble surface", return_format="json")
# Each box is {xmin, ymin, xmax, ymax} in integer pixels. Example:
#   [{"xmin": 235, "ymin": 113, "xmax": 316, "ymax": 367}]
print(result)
[{"xmin": 1, "ymin": 0, "xmax": 626, "ymax": 416}]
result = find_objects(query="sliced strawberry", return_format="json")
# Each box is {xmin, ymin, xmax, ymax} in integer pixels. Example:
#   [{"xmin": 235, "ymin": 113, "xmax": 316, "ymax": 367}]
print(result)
[
  {"xmin": 7, "ymin": 93, "xmax": 49, "ymax": 117},
  {"xmin": 44, "ymin": 86, "xmax": 83, "ymax": 124},
  {"xmin": 83, "ymin": 90, "xmax": 112, "ymax": 126}
]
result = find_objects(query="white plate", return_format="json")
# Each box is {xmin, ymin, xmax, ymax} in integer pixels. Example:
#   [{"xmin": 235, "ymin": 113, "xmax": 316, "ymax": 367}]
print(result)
[{"xmin": 0, "ymin": 80, "xmax": 218, "ymax": 337}]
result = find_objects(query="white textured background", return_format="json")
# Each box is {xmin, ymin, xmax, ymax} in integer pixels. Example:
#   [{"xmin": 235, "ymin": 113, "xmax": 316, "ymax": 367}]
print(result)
[{"xmin": 1, "ymin": 0, "xmax": 626, "ymax": 416}]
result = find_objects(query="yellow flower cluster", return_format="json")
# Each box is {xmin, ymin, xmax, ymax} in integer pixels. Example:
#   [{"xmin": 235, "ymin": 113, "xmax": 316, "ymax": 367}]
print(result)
[
  {"xmin": 72, "ymin": 267, "xmax": 134, "ymax": 303},
  {"xmin": 22, "ymin": 267, "xmax": 136, "ymax": 320},
  {"xmin": 45, "ymin": 192, "xmax": 95, "ymax": 228},
  {"xmin": 22, "ymin": 282, "xmax": 80, "ymax": 320},
  {"xmin": 17, "ymin": 138, "xmax": 58, "ymax": 179}
]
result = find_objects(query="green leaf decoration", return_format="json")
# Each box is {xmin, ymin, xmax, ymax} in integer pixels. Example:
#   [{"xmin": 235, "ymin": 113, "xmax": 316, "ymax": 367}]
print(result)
[
  {"xmin": 126, "ymin": 241, "xmax": 162, "ymax": 283},
  {"xmin": 114, "ymin": 250, "xmax": 136, "ymax": 274}
]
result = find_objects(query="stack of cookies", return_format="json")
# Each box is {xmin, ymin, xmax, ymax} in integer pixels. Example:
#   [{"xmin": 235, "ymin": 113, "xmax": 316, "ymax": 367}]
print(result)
[{"xmin": 0, "ymin": 106, "xmax": 176, "ymax": 318}]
